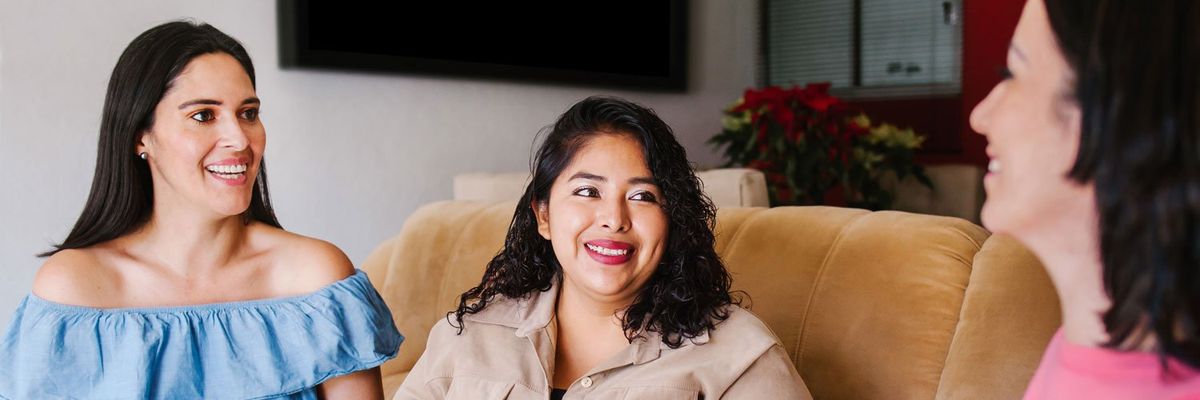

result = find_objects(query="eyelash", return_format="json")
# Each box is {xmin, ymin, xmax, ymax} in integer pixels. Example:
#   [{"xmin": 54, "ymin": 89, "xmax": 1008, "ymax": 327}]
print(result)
[
  {"xmin": 241, "ymin": 108, "xmax": 259, "ymax": 122},
  {"xmin": 188, "ymin": 108, "xmax": 260, "ymax": 123},
  {"xmin": 572, "ymin": 187, "xmax": 658, "ymax": 203},
  {"xmin": 998, "ymin": 66, "xmax": 1014, "ymax": 80},
  {"xmin": 189, "ymin": 110, "xmax": 214, "ymax": 123}
]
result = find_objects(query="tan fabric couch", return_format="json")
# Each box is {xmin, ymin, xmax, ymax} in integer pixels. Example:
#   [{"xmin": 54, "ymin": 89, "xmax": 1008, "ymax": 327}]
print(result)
[{"xmin": 364, "ymin": 201, "xmax": 1061, "ymax": 399}]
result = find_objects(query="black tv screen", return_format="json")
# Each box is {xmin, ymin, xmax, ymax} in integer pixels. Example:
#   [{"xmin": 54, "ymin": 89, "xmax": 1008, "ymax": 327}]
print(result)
[{"xmin": 278, "ymin": 1, "xmax": 688, "ymax": 91}]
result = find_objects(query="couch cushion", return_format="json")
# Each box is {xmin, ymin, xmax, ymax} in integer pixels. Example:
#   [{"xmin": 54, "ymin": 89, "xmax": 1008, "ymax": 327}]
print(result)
[
  {"xmin": 935, "ymin": 234, "xmax": 1060, "ymax": 400},
  {"xmin": 362, "ymin": 201, "xmax": 514, "ymax": 396},
  {"xmin": 718, "ymin": 207, "xmax": 989, "ymax": 399}
]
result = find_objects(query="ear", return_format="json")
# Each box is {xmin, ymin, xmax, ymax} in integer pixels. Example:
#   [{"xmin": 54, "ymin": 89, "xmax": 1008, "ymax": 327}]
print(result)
[
  {"xmin": 533, "ymin": 200, "xmax": 551, "ymax": 240},
  {"xmin": 136, "ymin": 129, "xmax": 153, "ymax": 158}
]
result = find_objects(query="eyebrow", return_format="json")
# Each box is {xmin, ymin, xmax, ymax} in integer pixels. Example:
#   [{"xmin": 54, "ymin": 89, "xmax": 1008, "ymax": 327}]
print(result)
[
  {"xmin": 1009, "ymin": 43, "xmax": 1029, "ymax": 63},
  {"xmin": 177, "ymin": 97, "xmax": 261, "ymax": 110},
  {"xmin": 568, "ymin": 171, "xmax": 657, "ymax": 186}
]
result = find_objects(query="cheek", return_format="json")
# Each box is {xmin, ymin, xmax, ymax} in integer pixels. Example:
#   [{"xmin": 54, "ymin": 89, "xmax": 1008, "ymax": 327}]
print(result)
[
  {"xmin": 633, "ymin": 209, "xmax": 669, "ymax": 258},
  {"xmin": 248, "ymin": 127, "xmax": 267, "ymax": 153},
  {"xmin": 547, "ymin": 202, "xmax": 592, "ymax": 248},
  {"xmin": 154, "ymin": 132, "xmax": 206, "ymax": 170},
  {"xmin": 987, "ymin": 133, "xmax": 1083, "ymax": 233},
  {"xmin": 1006, "ymin": 107, "xmax": 1079, "ymax": 180}
]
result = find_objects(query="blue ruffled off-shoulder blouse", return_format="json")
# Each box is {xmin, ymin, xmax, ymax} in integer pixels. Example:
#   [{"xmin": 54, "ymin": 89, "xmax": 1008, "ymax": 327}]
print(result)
[{"xmin": 0, "ymin": 269, "xmax": 403, "ymax": 399}]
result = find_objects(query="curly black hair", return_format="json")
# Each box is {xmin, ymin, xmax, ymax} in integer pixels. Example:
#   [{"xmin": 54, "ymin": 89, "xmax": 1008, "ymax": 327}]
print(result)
[{"xmin": 452, "ymin": 96, "xmax": 737, "ymax": 348}]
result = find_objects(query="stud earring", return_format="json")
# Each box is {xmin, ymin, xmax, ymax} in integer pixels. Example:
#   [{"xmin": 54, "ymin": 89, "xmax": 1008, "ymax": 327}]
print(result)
[{"xmin": 139, "ymin": 152, "xmax": 148, "ymax": 160}]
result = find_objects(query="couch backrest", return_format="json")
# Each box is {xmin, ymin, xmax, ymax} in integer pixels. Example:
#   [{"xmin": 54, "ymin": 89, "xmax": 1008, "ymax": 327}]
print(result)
[{"xmin": 364, "ymin": 201, "xmax": 1060, "ymax": 399}]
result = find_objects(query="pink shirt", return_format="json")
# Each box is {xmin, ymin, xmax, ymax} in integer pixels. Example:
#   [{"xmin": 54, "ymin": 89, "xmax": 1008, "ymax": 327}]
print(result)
[{"xmin": 1025, "ymin": 329, "xmax": 1200, "ymax": 400}]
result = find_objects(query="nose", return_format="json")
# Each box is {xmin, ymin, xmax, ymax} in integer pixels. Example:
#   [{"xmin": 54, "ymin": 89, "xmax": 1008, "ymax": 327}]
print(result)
[
  {"xmin": 598, "ymin": 196, "xmax": 631, "ymax": 233},
  {"xmin": 218, "ymin": 114, "xmax": 250, "ymax": 150},
  {"xmin": 969, "ymin": 84, "xmax": 1001, "ymax": 138}
]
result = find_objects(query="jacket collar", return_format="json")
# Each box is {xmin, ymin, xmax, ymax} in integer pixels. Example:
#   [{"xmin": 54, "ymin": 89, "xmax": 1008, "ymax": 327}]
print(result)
[
  {"xmin": 459, "ymin": 278, "xmax": 558, "ymax": 337},
  {"xmin": 462, "ymin": 275, "xmax": 712, "ymax": 365}
]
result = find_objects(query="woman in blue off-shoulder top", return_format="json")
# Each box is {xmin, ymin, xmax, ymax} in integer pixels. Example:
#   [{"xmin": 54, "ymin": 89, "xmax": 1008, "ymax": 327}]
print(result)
[{"xmin": 0, "ymin": 21, "xmax": 402, "ymax": 399}]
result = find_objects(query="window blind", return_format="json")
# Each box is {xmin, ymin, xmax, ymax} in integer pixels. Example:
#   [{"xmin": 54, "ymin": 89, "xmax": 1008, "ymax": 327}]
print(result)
[{"xmin": 765, "ymin": 0, "xmax": 961, "ymax": 92}]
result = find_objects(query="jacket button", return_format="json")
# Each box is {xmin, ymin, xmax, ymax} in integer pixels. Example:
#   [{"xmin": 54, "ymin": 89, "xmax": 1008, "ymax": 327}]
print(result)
[{"xmin": 580, "ymin": 377, "xmax": 593, "ymax": 388}]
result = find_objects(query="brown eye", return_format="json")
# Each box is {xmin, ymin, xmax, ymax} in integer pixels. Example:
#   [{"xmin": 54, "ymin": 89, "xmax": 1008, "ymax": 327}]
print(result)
[
  {"xmin": 189, "ymin": 110, "xmax": 214, "ymax": 123},
  {"xmin": 240, "ymin": 108, "xmax": 259, "ymax": 122},
  {"xmin": 630, "ymin": 191, "xmax": 658, "ymax": 203},
  {"xmin": 573, "ymin": 187, "xmax": 599, "ymax": 198}
]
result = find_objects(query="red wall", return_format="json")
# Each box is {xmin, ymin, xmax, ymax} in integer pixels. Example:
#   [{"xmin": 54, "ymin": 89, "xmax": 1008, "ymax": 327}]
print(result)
[{"xmin": 848, "ymin": 0, "xmax": 1023, "ymax": 166}]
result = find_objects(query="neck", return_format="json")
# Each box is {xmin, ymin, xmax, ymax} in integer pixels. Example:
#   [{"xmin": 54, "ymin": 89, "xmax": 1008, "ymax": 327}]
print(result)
[
  {"xmin": 550, "ymin": 281, "xmax": 636, "ymax": 388},
  {"xmin": 126, "ymin": 196, "xmax": 248, "ymax": 278},
  {"xmin": 1019, "ymin": 216, "xmax": 1111, "ymax": 348},
  {"xmin": 555, "ymin": 283, "xmax": 629, "ymax": 336}
]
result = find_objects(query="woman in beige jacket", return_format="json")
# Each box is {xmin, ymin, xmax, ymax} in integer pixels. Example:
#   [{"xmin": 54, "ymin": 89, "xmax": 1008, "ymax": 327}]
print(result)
[{"xmin": 394, "ymin": 96, "xmax": 811, "ymax": 399}]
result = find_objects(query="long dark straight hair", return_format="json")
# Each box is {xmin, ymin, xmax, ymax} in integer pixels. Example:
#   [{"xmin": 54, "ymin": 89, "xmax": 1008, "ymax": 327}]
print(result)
[
  {"xmin": 42, "ymin": 21, "xmax": 280, "ymax": 257},
  {"xmin": 1044, "ymin": 0, "xmax": 1200, "ymax": 369}
]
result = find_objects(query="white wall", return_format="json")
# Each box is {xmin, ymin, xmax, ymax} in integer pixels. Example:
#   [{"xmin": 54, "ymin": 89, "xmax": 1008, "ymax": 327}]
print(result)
[{"xmin": 0, "ymin": 0, "xmax": 758, "ymax": 330}]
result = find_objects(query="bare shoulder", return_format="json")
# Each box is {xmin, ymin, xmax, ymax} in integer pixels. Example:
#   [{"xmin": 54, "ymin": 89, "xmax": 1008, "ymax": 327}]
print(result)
[
  {"xmin": 31, "ymin": 248, "xmax": 118, "ymax": 306},
  {"xmin": 249, "ymin": 224, "xmax": 355, "ymax": 294}
]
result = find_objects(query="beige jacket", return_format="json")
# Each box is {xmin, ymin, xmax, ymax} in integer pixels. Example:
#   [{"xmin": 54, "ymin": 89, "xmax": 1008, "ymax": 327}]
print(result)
[{"xmin": 394, "ymin": 281, "xmax": 812, "ymax": 399}]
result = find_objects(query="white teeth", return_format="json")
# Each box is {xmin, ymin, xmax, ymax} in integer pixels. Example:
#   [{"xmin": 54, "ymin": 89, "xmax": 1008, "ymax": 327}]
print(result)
[
  {"xmin": 206, "ymin": 164, "xmax": 248, "ymax": 174},
  {"xmin": 586, "ymin": 243, "xmax": 629, "ymax": 256},
  {"xmin": 988, "ymin": 159, "xmax": 1001, "ymax": 173}
]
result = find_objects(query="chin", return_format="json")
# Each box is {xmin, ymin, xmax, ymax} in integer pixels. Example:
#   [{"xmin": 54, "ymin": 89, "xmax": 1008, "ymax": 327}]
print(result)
[
  {"xmin": 980, "ymin": 198, "xmax": 1037, "ymax": 239},
  {"xmin": 573, "ymin": 273, "xmax": 637, "ymax": 299},
  {"xmin": 979, "ymin": 202, "xmax": 1000, "ymax": 232},
  {"xmin": 212, "ymin": 201, "xmax": 253, "ymax": 218}
]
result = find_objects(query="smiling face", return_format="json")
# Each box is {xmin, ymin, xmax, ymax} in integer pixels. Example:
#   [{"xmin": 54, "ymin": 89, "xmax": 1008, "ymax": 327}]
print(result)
[
  {"xmin": 969, "ymin": 0, "xmax": 1094, "ymax": 239},
  {"xmin": 535, "ymin": 133, "xmax": 669, "ymax": 308},
  {"xmin": 137, "ymin": 52, "xmax": 264, "ymax": 218}
]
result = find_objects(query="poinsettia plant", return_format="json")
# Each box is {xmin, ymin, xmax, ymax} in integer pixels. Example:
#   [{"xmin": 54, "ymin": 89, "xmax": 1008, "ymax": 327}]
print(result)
[{"xmin": 709, "ymin": 83, "xmax": 932, "ymax": 209}]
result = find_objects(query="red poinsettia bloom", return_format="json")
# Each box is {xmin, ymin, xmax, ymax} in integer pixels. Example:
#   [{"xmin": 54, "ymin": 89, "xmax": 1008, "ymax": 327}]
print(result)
[
  {"xmin": 786, "ymin": 82, "xmax": 841, "ymax": 113},
  {"xmin": 770, "ymin": 103, "xmax": 795, "ymax": 132},
  {"xmin": 734, "ymin": 86, "xmax": 790, "ymax": 113},
  {"xmin": 713, "ymin": 81, "xmax": 928, "ymax": 208},
  {"xmin": 804, "ymin": 96, "xmax": 841, "ymax": 113}
]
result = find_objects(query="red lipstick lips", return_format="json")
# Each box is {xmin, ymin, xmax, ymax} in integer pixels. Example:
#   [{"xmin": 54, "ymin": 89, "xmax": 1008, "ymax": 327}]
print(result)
[{"xmin": 584, "ymin": 239, "xmax": 634, "ymax": 265}]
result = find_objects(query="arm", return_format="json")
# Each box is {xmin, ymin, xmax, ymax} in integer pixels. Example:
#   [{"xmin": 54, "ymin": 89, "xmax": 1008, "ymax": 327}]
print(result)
[
  {"xmin": 316, "ymin": 367, "xmax": 384, "ymax": 399},
  {"xmin": 722, "ymin": 344, "xmax": 812, "ymax": 400}
]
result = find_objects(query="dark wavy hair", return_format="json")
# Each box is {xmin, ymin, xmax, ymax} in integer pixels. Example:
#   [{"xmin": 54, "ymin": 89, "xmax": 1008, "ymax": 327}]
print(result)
[
  {"xmin": 42, "ymin": 21, "xmax": 280, "ymax": 257},
  {"xmin": 1045, "ymin": 0, "xmax": 1200, "ymax": 369},
  {"xmin": 452, "ymin": 96, "xmax": 736, "ymax": 348}
]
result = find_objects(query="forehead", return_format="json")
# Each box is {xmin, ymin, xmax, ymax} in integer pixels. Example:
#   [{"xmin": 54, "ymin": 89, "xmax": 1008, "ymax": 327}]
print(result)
[
  {"xmin": 564, "ymin": 133, "xmax": 651, "ymax": 175},
  {"xmin": 1012, "ymin": 0, "xmax": 1056, "ymax": 64},
  {"xmin": 1011, "ymin": 0, "xmax": 1077, "ymax": 88},
  {"xmin": 162, "ymin": 52, "xmax": 255, "ymax": 100}
]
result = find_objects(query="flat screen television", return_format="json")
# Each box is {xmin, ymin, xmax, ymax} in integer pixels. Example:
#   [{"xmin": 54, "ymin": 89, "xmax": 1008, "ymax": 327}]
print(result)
[{"xmin": 277, "ymin": 1, "xmax": 688, "ymax": 91}]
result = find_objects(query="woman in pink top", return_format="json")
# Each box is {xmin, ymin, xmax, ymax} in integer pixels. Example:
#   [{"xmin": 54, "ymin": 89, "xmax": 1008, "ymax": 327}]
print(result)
[{"xmin": 969, "ymin": 0, "xmax": 1200, "ymax": 398}]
